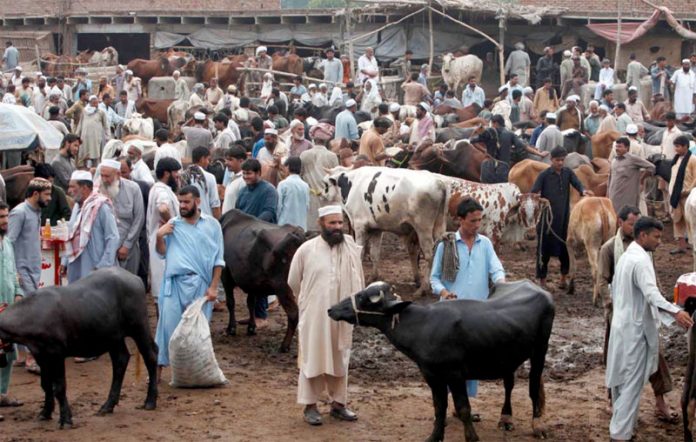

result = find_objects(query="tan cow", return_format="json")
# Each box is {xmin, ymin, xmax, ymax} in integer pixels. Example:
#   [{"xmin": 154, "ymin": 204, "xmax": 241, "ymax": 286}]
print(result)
[
  {"xmin": 566, "ymin": 197, "xmax": 617, "ymax": 305},
  {"xmin": 591, "ymin": 131, "xmax": 621, "ymax": 159}
]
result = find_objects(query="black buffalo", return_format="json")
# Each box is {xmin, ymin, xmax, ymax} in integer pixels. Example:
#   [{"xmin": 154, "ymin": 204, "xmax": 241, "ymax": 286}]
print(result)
[
  {"xmin": 220, "ymin": 209, "xmax": 306, "ymax": 352},
  {"xmin": 0, "ymin": 268, "xmax": 158, "ymax": 428},
  {"xmin": 328, "ymin": 281, "xmax": 554, "ymax": 442}
]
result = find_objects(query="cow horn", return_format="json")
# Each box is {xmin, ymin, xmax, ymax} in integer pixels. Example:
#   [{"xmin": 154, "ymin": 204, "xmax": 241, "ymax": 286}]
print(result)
[{"xmin": 369, "ymin": 290, "xmax": 384, "ymax": 303}]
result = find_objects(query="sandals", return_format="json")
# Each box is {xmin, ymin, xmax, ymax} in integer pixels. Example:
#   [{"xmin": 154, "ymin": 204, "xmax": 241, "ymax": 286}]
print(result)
[
  {"xmin": 0, "ymin": 396, "xmax": 23, "ymax": 407},
  {"xmin": 26, "ymin": 362, "xmax": 41, "ymax": 375},
  {"xmin": 12, "ymin": 360, "xmax": 25, "ymax": 368}
]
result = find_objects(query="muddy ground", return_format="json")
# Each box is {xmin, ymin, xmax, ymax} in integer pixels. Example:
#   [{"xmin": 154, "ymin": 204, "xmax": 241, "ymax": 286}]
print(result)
[{"xmin": 3, "ymin": 229, "xmax": 693, "ymax": 441}]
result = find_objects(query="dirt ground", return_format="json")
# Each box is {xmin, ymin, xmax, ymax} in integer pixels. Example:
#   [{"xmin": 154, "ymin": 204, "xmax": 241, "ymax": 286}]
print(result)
[{"xmin": 3, "ymin": 229, "xmax": 693, "ymax": 441}]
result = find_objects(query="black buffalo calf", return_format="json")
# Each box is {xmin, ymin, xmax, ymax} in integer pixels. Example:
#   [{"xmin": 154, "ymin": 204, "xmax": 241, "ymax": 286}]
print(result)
[{"xmin": 329, "ymin": 280, "xmax": 554, "ymax": 442}]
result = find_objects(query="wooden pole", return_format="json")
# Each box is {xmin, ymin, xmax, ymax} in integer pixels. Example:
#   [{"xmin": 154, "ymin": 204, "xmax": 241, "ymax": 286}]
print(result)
[
  {"xmin": 614, "ymin": 0, "xmax": 622, "ymax": 72},
  {"xmin": 428, "ymin": 3, "xmax": 434, "ymax": 72},
  {"xmin": 498, "ymin": 14, "xmax": 506, "ymax": 86},
  {"xmin": 345, "ymin": 1, "xmax": 357, "ymax": 83}
]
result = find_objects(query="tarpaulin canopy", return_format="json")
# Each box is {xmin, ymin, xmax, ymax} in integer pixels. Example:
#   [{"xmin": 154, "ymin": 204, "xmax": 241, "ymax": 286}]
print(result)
[
  {"xmin": 0, "ymin": 104, "xmax": 62, "ymax": 151},
  {"xmin": 585, "ymin": 10, "xmax": 661, "ymax": 44}
]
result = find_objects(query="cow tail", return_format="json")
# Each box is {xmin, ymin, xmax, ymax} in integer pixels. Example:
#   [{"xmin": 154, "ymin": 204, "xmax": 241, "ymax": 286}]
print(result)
[
  {"xmin": 433, "ymin": 181, "xmax": 449, "ymax": 241},
  {"xmin": 600, "ymin": 200, "xmax": 611, "ymax": 243}
]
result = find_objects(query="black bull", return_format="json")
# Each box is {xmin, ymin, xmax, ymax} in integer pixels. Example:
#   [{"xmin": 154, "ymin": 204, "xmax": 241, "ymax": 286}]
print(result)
[
  {"xmin": 220, "ymin": 209, "xmax": 306, "ymax": 353},
  {"xmin": 328, "ymin": 281, "xmax": 554, "ymax": 442},
  {"xmin": 0, "ymin": 268, "xmax": 158, "ymax": 428}
]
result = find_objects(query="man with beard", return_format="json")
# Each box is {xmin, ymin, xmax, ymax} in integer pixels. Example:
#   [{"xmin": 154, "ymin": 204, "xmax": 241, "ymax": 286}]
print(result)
[
  {"xmin": 51, "ymin": 134, "xmax": 81, "ymax": 192},
  {"xmin": 0, "ymin": 201, "xmax": 24, "ymax": 411},
  {"xmin": 63, "ymin": 170, "xmax": 119, "ymax": 284},
  {"xmin": 127, "ymin": 143, "xmax": 155, "ymax": 185},
  {"xmin": 155, "ymin": 185, "xmax": 224, "ymax": 382},
  {"xmin": 670, "ymin": 59, "xmax": 696, "ymax": 119},
  {"xmin": 288, "ymin": 119, "xmax": 313, "ymax": 158},
  {"xmin": 147, "ymin": 158, "xmax": 181, "ymax": 303},
  {"xmin": 288, "ymin": 205, "xmax": 364, "ymax": 426},
  {"xmin": 99, "ymin": 159, "xmax": 145, "ymax": 275},
  {"xmin": 409, "ymin": 102, "xmax": 435, "ymax": 152},
  {"xmin": 33, "ymin": 163, "xmax": 71, "ymax": 226}
]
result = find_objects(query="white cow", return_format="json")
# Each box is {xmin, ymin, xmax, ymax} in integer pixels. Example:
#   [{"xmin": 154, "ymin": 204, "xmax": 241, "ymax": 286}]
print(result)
[
  {"xmin": 89, "ymin": 46, "xmax": 119, "ymax": 67},
  {"xmin": 322, "ymin": 167, "xmax": 449, "ymax": 296},
  {"xmin": 122, "ymin": 113, "xmax": 154, "ymax": 139},
  {"xmin": 167, "ymin": 100, "xmax": 190, "ymax": 133},
  {"xmin": 441, "ymin": 54, "xmax": 483, "ymax": 96}
]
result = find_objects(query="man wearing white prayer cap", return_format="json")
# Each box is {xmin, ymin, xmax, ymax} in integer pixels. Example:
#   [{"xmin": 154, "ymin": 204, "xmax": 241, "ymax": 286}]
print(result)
[
  {"xmin": 126, "ymin": 142, "xmax": 155, "ymax": 185},
  {"xmin": 409, "ymin": 101, "xmax": 435, "ymax": 150},
  {"xmin": 172, "ymin": 70, "xmax": 189, "ymax": 101},
  {"xmin": 289, "ymin": 202, "xmax": 364, "ymax": 426},
  {"xmin": 505, "ymin": 41, "xmax": 531, "ymax": 86},
  {"xmin": 671, "ymin": 58, "xmax": 696, "ymax": 118},
  {"xmin": 99, "ymin": 157, "xmax": 145, "ymax": 275},
  {"xmin": 65, "ymin": 169, "xmax": 119, "ymax": 283},
  {"xmin": 75, "ymin": 93, "xmax": 108, "ymax": 168},
  {"xmin": 256, "ymin": 46, "xmax": 272, "ymax": 85},
  {"xmin": 556, "ymin": 93, "xmax": 583, "ymax": 131},
  {"xmin": 625, "ymin": 85, "xmax": 649, "ymax": 123},
  {"xmin": 257, "ymin": 127, "xmax": 288, "ymax": 169},
  {"xmin": 124, "ymin": 69, "xmax": 141, "ymax": 102}
]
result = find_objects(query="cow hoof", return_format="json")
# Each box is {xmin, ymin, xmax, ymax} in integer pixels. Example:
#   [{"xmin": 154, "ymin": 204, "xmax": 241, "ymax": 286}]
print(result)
[
  {"xmin": 464, "ymin": 429, "xmax": 480, "ymax": 442},
  {"xmin": 497, "ymin": 420, "xmax": 515, "ymax": 431},
  {"xmin": 279, "ymin": 345, "xmax": 290, "ymax": 353},
  {"xmin": 225, "ymin": 327, "xmax": 236, "ymax": 336},
  {"xmin": 424, "ymin": 434, "xmax": 444, "ymax": 442},
  {"xmin": 532, "ymin": 418, "xmax": 547, "ymax": 439},
  {"xmin": 38, "ymin": 413, "xmax": 52, "ymax": 421},
  {"xmin": 247, "ymin": 326, "xmax": 257, "ymax": 336},
  {"xmin": 96, "ymin": 406, "xmax": 114, "ymax": 416},
  {"xmin": 143, "ymin": 401, "xmax": 157, "ymax": 411},
  {"xmin": 59, "ymin": 420, "xmax": 74, "ymax": 430},
  {"xmin": 566, "ymin": 280, "xmax": 575, "ymax": 295}
]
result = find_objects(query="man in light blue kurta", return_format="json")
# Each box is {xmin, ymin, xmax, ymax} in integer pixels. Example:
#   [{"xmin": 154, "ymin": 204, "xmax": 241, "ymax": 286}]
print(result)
[
  {"xmin": 334, "ymin": 101, "xmax": 359, "ymax": 142},
  {"xmin": 155, "ymin": 186, "xmax": 224, "ymax": 369},
  {"xmin": 8, "ymin": 178, "xmax": 52, "ymax": 293},
  {"xmin": 430, "ymin": 198, "xmax": 505, "ymax": 399},
  {"xmin": 277, "ymin": 157, "xmax": 310, "ymax": 230},
  {"xmin": 64, "ymin": 171, "xmax": 120, "ymax": 284}
]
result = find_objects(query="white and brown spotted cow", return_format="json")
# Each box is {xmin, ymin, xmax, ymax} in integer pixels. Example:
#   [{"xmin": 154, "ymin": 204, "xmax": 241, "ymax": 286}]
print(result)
[
  {"xmin": 322, "ymin": 167, "xmax": 449, "ymax": 296},
  {"xmin": 436, "ymin": 174, "xmax": 549, "ymax": 248},
  {"xmin": 566, "ymin": 197, "xmax": 617, "ymax": 305}
]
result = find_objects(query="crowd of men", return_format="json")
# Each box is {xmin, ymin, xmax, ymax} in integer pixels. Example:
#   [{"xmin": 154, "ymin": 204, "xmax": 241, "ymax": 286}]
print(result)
[{"xmin": 1, "ymin": 40, "xmax": 696, "ymax": 440}]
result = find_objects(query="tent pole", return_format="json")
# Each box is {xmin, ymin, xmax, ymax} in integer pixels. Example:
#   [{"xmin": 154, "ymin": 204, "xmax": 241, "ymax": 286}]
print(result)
[
  {"xmin": 346, "ymin": 1, "xmax": 357, "ymax": 83},
  {"xmin": 614, "ymin": 0, "xmax": 622, "ymax": 72},
  {"xmin": 428, "ymin": 2, "xmax": 434, "ymax": 73},
  {"xmin": 498, "ymin": 13, "xmax": 506, "ymax": 86}
]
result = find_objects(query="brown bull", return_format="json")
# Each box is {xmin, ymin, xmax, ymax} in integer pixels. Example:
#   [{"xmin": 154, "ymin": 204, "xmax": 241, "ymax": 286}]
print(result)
[
  {"xmin": 136, "ymin": 98, "xmax": 174, "ymax": 124},
  {"xmin": 1, "ymin": 166, "xmax": 35, "ymax": 208},
  {"xmin": 592, "ymin": 131, "xmax": 621, "ymax": 159},
  {"xmin": 127, "ymin": 57, "xmax": 174, "ymax": 84},
  {"xmin": 271, "ymin": 53, "xmax": 303, "ymax": 76},
  {"xmin": 195, "ymin": 60, "xmax": 242, "ymax": 89},
  {"xmin": 432, "ymin": 103, "xmax": 481, "ymax": 123},
  {"xmin": 409, "ymin": 140, "xmax": 487, "ymax": 182}
]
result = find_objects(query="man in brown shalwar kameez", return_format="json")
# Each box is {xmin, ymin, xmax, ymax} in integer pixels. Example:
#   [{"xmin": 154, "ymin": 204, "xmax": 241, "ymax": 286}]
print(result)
[{"xmin": 607, "ymin": 137, "xmax": 655, "ymax": 214}]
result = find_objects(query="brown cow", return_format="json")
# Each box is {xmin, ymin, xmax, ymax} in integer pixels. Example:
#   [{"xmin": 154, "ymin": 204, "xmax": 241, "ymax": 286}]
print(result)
[
  {"xmin": 432, "ymin": 103, "xmax": 481, "ymax": 123},
  {"xmin": 591, "ymin": 131, "xmax": 620, "ymax": 159},
  {"xmin": 591, "ymin": 157, "xmax": 610, "ymax": 175},
  {"xmin": 566, "ymin": 197, "xmax": 617, "ymax": 304},
  {"xmin": 409, "ymin": 140, "xmax": 487, "ymax": 182},
  {"xmin": 1, "ymin": 166, "xmax": 35, "ymax": 208},
  {"xmin": 136, "ymin": 98, "xmax": 174, "ymax": 124},
  {"xmin": 127, "ymin": 57, "xmax": 174, "ymax": 84},
  {"xmin": 508, "ymin": 160, "xmax": 607, "ymax": 206},
  {"xmin": 271, "ymin": 53, "xmax": 303, "ymax": 76},
  {"xmin": 195, "ymin": 60, "xmax": 242, "ymax": 89}
]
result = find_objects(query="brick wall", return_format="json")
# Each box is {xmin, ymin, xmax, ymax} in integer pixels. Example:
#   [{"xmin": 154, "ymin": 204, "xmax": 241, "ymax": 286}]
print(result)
[
  {"xmin": 520, "ymin": 0, "xmax": 693, "ymax": 17},
  {"xmin": 0, "ymin": 0, "xmax": 281, "ymax": 17}
]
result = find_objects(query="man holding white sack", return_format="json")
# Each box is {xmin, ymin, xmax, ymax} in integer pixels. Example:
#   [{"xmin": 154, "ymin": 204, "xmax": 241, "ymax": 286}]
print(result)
[
  {"xmin": 288, "ymin": 205, "xmax": 364, "ymax": 426},
  {"xmin": 154, "ymin": 185, "xmax": 224, "ymax": 381}
]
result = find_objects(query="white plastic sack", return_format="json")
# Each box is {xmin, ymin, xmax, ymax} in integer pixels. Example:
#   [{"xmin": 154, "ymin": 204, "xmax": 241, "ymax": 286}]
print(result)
[{"xmin": 169, "ymin": 297, "xmax": 227, "ymax": 388}]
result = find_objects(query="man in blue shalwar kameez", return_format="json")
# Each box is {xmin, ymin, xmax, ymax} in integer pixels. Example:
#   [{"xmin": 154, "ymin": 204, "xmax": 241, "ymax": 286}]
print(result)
[
  {"xmin": 154, "ymin": 185, "xmax": 224, "ymax": 382},
  {"xmin": 430, "ymin": 197, "xmax": 506, "ymax": 419}
]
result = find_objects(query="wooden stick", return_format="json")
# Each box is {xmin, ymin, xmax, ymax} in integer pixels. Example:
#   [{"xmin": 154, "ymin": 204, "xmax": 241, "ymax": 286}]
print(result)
[
  {"xmin": 428, "ymin": 2, "xmax": 434, "ymax": 71},
  {"xmin": 347, "ymin": 7, "xmax": 426, "ymax": 43},
  {"xmin": 427, "ymin": 6, "xmax": 501, "ymax": 48},
  {"xmin": 240, "ymin": 66, "xmax": 326, "ymax": 83}
]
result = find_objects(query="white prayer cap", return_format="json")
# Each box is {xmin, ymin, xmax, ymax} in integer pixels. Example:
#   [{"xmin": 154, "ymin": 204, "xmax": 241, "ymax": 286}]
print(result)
[
  {"xmin": 599, "ymin": 104, "xmax": 610, "ymax": 112},
  {"xmin": 128, "ymin": 143, "xmax": 143, "ymax": 153},
  {"xmin": 563, "ymin": 50, "xmax": 571, "ymax": 57},
  {"xmin": 318, "ymin": 205, "xmax": 343, "ymax": 218},
  {"xmin": 628, "ymin": 85, "xmax": 638, "ymax": 92},
  {"xmin": 49, "ymin": 86, "xmax": 62, "ymax": 97},
  {"xmin": 88, "ymin": 95, "xmax": 98, "ymax": 101},
  {"xmin": 256, "ymin": 46, "xmax": 268, "ymax": 55},
  {"xmin": 389, "ymin": 103, "xmax": 401, "ymax": 113},
  {"xmin": 626, "ymin": 124, "xmax": 639, "ymax": 135},
  {"xmin": 345, "ymin": 99, "xmax": 357, "ymax": 108},
  {"xmin": 289, "ymin": 119, "xmax": 304, "ymax": 129},
  {"xmin": 34, "ymin": 71, "xmax": 42, "ymax": 77},
  {"xmin": 193, "ymin": 111, "xmax": 206, "ymax": 121},
  {"xmin": 523, "ymin": 86, "xmax": 533, "ymax": 95},
  {"xmin": 14, "ymin": 66, "xmax": 22, "ymax": 71},
  {"xmin": 546, "ymin": 112, "xmax": 557, "ymax": 120},
  {"xmin": 100, "ymin": 159, "xmax": 121, "ymax": 170},
  {"xmin": 319, "ymin": 83, "xmax": 327, "ymax": 89},
  {"xmin": 498, "ymin": 84, "xmax": 508, "ymax": 93},
  {"xmin": 589, "ymin": 100, "xmax": 599, "ymax": 107},
  {"xmin": 70, "ymin": 170, "xmax": 92, "ymax": 182},
  {"xmin": 683, "ymin": 58, "xmax": 691, "ymax": 64},
  {"xmin": 566, "ymin": 95, "xmax": 579, "ymax": 103},
  {"xmin": 117, "ymin": 64, "xmax": 125, "ymax": 70},
  {"xmin": 418, "ymin": 102, "xmax": 431, "ymax": 113},
  {"xmin": 515, "ymin": 42, "xmax": 525, "ymax": 50},
  {"xmin": 75, "ymin": 67, "xmax": 86, "ymax": 74},
  {"xmin": 308, "ymin": 83, "xmax": 317, "ymax": 89},
  {"xmin": 40, "ymin": 75, "xmax": 47, "ymax": 81},
  {"xmin": 265, "ymin": 128, "xmax": 278, "ymax": 136},
  {"xmin": 173, "ymin": 70, "xmax": 180, "ymax": 76},
  {"xmin": 125, "ymin": 69, "xmax": 133, "ymax": 75}
]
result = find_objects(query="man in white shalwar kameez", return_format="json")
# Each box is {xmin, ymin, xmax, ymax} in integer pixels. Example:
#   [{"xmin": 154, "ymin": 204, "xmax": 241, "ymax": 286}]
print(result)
[
  {"xmin": 606, "ymin": 216, "xmax": 693, "ymax": 441},
  {"xmin": 670, "ymin": 59, "xmax": 696, "ymax": 119},
  {"xmin": 288, "ymin": 205, "xmax": 364, "ymax": 426},
  {"xmin": 299, "ymin": 142, "xmax": 339, "ymax": 230},
  {"xmin": 147, "ymin": 158, "xmax": 181, "ymax": 302}
]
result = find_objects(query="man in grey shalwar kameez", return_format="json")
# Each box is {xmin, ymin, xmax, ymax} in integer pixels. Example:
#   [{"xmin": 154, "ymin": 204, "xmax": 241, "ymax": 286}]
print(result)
[
  {"xmin": 99, "ymin": 160, "xmax": 145, "ymax": 275},
  {"xmin": 75, "ymin": 95, "xmax": 109, "ymax": 168},
  {"xmin": 606, "ymin": 217, "xmax": 693, "ymax": 441},
  {"xmin": 505, "ymin": 42, "xmax": 531, "ymax": 87}
]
